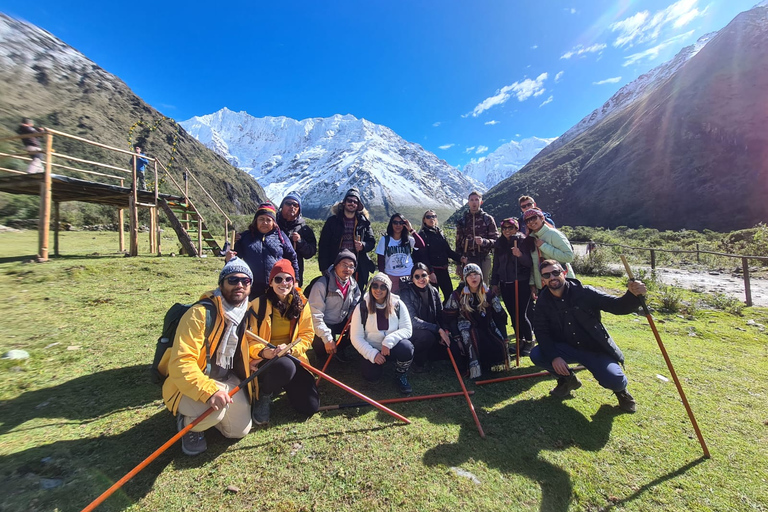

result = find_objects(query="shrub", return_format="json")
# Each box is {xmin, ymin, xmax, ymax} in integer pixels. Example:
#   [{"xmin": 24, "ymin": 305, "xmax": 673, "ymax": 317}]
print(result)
[
  {"xmin": 704, "ymin": 292, "xmax": 745, "ymax": 316},
  {"xmin": 657, "ymin": 285, "xmax": 683, "ymax": 313},
  {"xmin": 572, "ymin": 248, "xmax": 622, "ymax": 277}
]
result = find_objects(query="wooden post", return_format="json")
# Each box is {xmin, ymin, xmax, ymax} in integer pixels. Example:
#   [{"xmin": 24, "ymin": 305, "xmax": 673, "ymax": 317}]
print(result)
[
  {"xmin": 154, "ymin": 160, "xmax": 159, "ymax": 205},
  {"xmin": 650, "ymin": 249, "xmax": 656, "ymax": 269},
  {"xmin": 155, "ymin": 207, "xmax": 162, "ymax": 256},
  {"xmin": 37, "ymin": 132, "xmax": 53, "ymax": 262},
  {"xmin": 696, "ymin": 243, "xmax": 700, "ymax": 263},
  {"xmin": 54, "ymin": 201, "xmax": 60, "ymax": 257},
  {"xmin": 149, "ymin": 206, "xmax": 156, "ymax": 254},
  {"xmin": 130, "ymin": 155, "xmax": 139, "ymax": 256},
  {"xmin": 198, "ymin": 213, "xmax": 203, "ymax": 256},
  {"xmin": 742, "ymin": 257, "xmax": 752, "ymax": 307},
  {"xmin": 183, "ymin": 171, "xmax": 189, "ymax": 231},
  {"xmin": 118, "ymin": 179, "xmax": 125, "ymax": 253},
  {"xmin": 225, "ymin": 222, "xmax": 229, "ymax": 247}
]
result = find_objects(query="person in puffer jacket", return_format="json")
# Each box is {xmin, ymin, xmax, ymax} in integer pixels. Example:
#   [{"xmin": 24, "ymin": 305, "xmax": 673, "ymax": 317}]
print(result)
[{"xmin": 277, "ymin": 191, "xmax": 316, "ymax": 287}]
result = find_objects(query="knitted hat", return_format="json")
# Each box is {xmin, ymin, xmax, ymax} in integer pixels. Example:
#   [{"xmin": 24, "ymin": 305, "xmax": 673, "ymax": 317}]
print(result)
[
  {"xmin": 343, "ymin": 187, "xmax": 364, "ymax": 211},
  {"xmin": 501, "ymin": 217, "xmax": 519, "ymax": 228},
  {"xmin": 280, "ymin": 191, "xmax": 302, "ymax": 212},
  {"xmin": 523, "ymin": 208, "xmax": 544, "ymax": 220},
  {"xmin": 220, "ymin": 257, "xmax": 253, "ymax": 284},
  {"xmin": 255, "ymin": 202, "xmax": 277, "ymax": 220},
  {"xmin": 463, "ymin": 263, "xmax": 482, "ymax": 279},
  {"xmin": 334, "ymin": 248, "xmax": 357, "ymax": 267},
  {"xmin": 269, "ymin": 258, "xmax": 296, "ymax": 283},
  {"xmin": 369, "ymin": 272, "xmax": 392, "ymax": 289}
]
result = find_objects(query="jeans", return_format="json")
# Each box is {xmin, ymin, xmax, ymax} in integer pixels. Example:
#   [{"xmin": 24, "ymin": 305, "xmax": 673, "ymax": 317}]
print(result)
[
  {"xmin": 361, "ymin": 339, "xmax": 414, "ymax": 381},
  {"xmin": 529, "ymin": 342, "xmax": 627, "ymax": 392}
]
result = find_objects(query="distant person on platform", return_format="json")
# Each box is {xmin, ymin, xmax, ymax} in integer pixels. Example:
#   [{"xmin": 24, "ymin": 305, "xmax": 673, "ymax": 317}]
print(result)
[
  {"xmin": 17, "ymin": 118, "xmax": 44, "ymax": 174},
  {"xmin": 530, "ymin": 259, "xmax": 645, "ymax": 412},
  {"xmin": 277, "ymin": 191, "xmax": 316, "ymax": 287},
  {"xmin": 518, "ymin": 195, "xmax": 555, "ymax": 235},
  {"xmin": 456, "ymin": 191, "xmax": 498, "ymax": 285},
  {"xmin": 130, "ymin": 146, "xmax": 150, "ymax": 191},
  {"xmin": 318, "ymin": 187, "xmax": 376, "ymax": 289}
]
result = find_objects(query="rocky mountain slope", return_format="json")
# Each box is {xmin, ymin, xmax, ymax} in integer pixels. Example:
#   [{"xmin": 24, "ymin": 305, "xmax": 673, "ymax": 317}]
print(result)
[{"xmin": 463, "ymin": 137, "xmax": 556, "ymax": 188}]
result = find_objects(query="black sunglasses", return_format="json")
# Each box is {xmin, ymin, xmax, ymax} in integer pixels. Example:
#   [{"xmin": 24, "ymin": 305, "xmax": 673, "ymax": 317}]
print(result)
[
  {"xmin": 226, "ymin": 276, "xmax": 252, "ymax": 286},
  {"xmin": 392, "ymin": 220, "xmax": 406, "ymax": 226},
  {"xmin": 273, "ymin": 275, "xmax": 294, "ymax": 284},
  {"xmin": 541, "ymin": 269, "xmax": 563, "ymax": 279},
  {"xmin": 425, "ymin": 215, "xmax": 437, "ymax": 220},
  {"xmin": 413, "ymin": 273, "xmax": 429, "ymax": 280},
  {"xmin": 525, "ymin": 216, "xmax": 541, "ymax": 224},
  {"xmin": 283, "ymin": 201, "xmax": 299, "ymax": 208},
  {"xmin": 521, "ymin": 202, "xmax": 534, "ymax": 209},
  {"xmin": 370, "ymin": 282, "xmax": 388, "ymax": 290}
]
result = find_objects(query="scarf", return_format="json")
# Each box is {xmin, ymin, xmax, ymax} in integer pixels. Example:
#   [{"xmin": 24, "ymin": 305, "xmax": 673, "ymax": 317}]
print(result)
[{"xmin": 213, "ymin": 289, "xmax": 248, "ymax": 370}]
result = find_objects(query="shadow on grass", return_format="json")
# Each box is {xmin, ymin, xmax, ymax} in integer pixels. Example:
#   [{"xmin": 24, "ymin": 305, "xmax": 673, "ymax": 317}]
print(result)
[{"xmin": 0, "ymin": 253, "xmax": 126, "ymax": 265}]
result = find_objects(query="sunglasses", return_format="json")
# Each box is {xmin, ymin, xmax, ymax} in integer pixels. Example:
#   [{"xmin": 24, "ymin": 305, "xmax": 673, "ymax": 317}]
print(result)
[
  {"xmin": 521, "ymin": 202, "xmax": 534, "ymax": 209},
  {"xmin": 392, "ymin": 220, "xmax": 406, "ymax": 226},
  {"xmin": 345, "ymin": 198, "xmax": 359, "ymax": 204},
  {"xmin": 283, "ymin": 201, "xmax": 299, "ymax": 208},
  {"xmin": 541, "ymin": 269, "xmax": 563, "ymax": 279},
  {"xmin": 425, "ymin": 215, "xmax": 437, "ymax": 220},
  {"xmin": 273, "ymin": 275, "xmax": 294, "ymax": 284},
  {"xmin": 226, "ymin": 276, "xmax": 252, "ymax": 286},
  {"xmin": 370, "ymin": 282, "xmax": 389, "ymax": 291},
  {"xmin": 413, "ymin": 273, "xmax": 429, "ymax": 280},
  {"xmin": 525, "ymin": 216, "xmax": 541, "ymax": 224},
  {"xmin": 502, "ymin": 225, "xmax": 518, "ymax": 230}
]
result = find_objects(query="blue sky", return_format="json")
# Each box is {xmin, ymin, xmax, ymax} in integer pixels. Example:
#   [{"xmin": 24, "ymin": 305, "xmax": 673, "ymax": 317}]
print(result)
[{"xmin": 0, "ymin": 0, "xmax": 757, "ymax": 168}]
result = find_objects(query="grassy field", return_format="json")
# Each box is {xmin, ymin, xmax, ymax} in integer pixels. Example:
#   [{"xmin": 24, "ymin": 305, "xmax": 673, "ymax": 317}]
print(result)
[{"xmin": 0, "ymin": 231, "xmax": 766, "ymax": 512}]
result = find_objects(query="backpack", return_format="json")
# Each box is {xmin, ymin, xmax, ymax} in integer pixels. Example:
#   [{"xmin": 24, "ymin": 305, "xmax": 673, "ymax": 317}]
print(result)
[{"xmin": 302, "ymin": 274, "xmax": 331, "ymax": 299}]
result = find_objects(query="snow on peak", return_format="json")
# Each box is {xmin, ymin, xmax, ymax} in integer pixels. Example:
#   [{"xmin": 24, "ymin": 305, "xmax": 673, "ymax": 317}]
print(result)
[{"xmin": 463, "ymin": 137, "xmax": 556, "ymax": 188}]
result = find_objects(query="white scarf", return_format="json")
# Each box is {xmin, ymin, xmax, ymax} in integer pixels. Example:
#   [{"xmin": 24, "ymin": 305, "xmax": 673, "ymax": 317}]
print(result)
[{"xmin": 213, "ymin": 289, "xmax": 248, "ymax": 370}]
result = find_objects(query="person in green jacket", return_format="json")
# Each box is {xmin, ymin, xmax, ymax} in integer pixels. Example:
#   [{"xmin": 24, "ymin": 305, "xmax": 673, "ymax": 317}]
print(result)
[{"xmin": 523, "ymin": 208, "xmax": 575, "ymax": 300}]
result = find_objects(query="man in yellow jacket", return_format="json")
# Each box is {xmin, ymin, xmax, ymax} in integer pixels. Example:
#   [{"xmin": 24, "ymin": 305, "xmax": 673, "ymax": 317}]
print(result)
[{"xmin": 158, "ymin": 257, "xmax": 258, "ymax": 455}]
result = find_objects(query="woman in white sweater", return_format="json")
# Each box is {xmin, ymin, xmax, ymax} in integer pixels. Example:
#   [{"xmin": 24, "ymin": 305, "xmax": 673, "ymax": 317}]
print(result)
[{"xmin": 350, "ymin": 273, "xmax": 414, "ymax": 394}]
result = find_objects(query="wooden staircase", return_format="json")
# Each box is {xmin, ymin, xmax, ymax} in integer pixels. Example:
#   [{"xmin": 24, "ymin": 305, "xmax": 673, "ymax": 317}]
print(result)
[{"xmin": 159, "ymin": 198, "xmax": 222, "ymax": 257}]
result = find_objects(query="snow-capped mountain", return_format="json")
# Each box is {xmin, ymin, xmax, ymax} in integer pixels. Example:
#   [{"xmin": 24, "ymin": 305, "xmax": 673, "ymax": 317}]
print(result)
[
  {"xmin": 463, "ymin": 137, "xmax": 556, "ymax": 188},
  {"xmin": 180, "ymin": 109, "xmax": 483, "ymax": 220},
  {"xmin": 534, "ymin": 32, "xmax": 715, "ymax": 161}
]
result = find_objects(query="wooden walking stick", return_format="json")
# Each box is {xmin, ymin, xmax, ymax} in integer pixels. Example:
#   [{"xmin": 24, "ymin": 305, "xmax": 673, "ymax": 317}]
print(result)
[
  {"xmin": 446, "ymin": 345, "xmax": 485, "ymax": 438},
  {"xmin": 619, "ymin": 255, "xmax": 710, "ymax": 459},
  {"xmin": 318, "ymin": 391, "xmax": 473, "ymax": 411},
  {"xmin": 317, "ymin": 314, "xmax": 354, "ymax": 385},
  {"xmin": 81, "ymin": 338, "xmax": 303, "ymax": 512},
  {"xmin": 475, "ymin": 366, "xmax": 585, "ymax": 386}
]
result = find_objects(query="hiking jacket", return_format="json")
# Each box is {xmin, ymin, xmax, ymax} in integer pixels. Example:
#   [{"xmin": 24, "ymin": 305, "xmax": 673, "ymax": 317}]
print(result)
[
  {"xmin": 318, "ymin": 203, "xmax": 377, "ymax": 273},
  {"xmin": 246, "ymin": 292, "xmax": 314, "ymax": 399},
  {"xmin": 399, "ymin": 281, "xmax": 445, "ymax": 334},
  {"xmin": 160, "ymin": 291, "xmax": 259, "ymax": 415},
  {"xmin": 455, "ymin": 209, "xmax": 498, "ymax": 258},
  {"xmin": 350, "ymin": 295, "xmax": 412, "ymax": 362},
  {"xmin": 277, "ymin": 214, "xmax": 317, "ymax": 286},
  {"xmin": 308, "ymin": 266, "xmax": 361, "ymax": 344},
  {"xmin": 532, "ymin": 278, "xmax": 641, "ymax": 365},
  {"xmin": 443, "ymin": 285, "xmax": 508, "ymax": 368},
  {"xmin": 17, "ymin": 124, "xmax": 42, "ymax": 148},
  {"xmin": 418, "ymin": 226, "xmax": 461, "ymax": 270},
  {"xmin": 491, "ymin": 233, "xmax": 533, "ymax": 285},
  {"xmin": 234, "ymin": 228, "xmax": 300, "ymax": 288},
  {"xmin": 527, "ymin": 224, "xmax": 575, "ymax": 289},
  {"xmin": 518, "ymin": 210, "xmax": 555, "ymax": 235}
]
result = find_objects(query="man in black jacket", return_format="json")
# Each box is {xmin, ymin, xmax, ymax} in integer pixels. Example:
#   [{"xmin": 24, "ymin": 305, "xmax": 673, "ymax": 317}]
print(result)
[
  {"xmin": 530, "ymin": 259, "xmax": 646, "ymax": 412},
  {"xmin": 318, "ymin": 188, "xmax": 376, "ymax": 289},
  {"xmin": 277, "ymin": 191, "xmax": 317, "ymax": 287}
]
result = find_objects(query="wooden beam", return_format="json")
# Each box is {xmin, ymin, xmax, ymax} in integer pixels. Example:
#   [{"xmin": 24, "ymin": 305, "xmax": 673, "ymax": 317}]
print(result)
[
  {"xmin": 37, "ymin": 133, "xmax": 53, "ymax": 262},
  {"xmin": 54, "ymin": 201, "xmax": 60, "ymax": 257},
  {"xmin": 45, "ymin": 128, "xmax": 155, "ymax": 159}
]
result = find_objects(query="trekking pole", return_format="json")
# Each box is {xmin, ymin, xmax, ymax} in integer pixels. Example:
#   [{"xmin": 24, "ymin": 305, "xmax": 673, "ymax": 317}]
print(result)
[
  {"xmin": 317, "ymin": 314, "xmax": 354, "ymax": 385},
  {"xmin": 620, "ymin": 255, "xmax": 710, "ymax": 459},
  {"xmin": 446, "ymin": 345, "xmax": 485, "ymax": 438},
  {"xmin": 318, "ymin": 390, "xmax": 473, "ymax": 411},
  {"xmin": 514, "ymin": 240, "xmax": 520, "ymax": 368},
  {"xmin": 475, "ymin": 366, "xmax": 585, "ymax": 386},
  {"xmin": 80, "ymin": 337, "xmax": 302, "ymax": 512}
]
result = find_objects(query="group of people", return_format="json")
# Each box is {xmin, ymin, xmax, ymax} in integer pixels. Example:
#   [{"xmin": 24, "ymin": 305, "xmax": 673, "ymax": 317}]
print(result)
[{"xmin": 160, "ymin": 187, "xmax": 646, "ymax": 456}]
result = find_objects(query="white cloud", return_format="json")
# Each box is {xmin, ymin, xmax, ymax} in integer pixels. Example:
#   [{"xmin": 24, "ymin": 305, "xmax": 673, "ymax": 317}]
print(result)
[
  {"xmin": 555, "ymin": 71, "xmax": 564, "ymax": 83},
  {"xmin": 622, "ymin": 30, "xmax": 694, "ymax": 66},
  {"xmin": 610, "ymin": 0, "xmax": 705, "ymax": 48},
  {"xmin": 432, "ymin": 121, "xmax": 441, "ymax": 127},
  {"xmin": 465, "ymin": 146, "xmax": 476, "ymax": 154},
  {"xmin": 476, "ymin": 146, "xmax": 489, "ymax": 154},
  {"xmin": 469, "ymin": 73, "xmax": 548, "ymax": 116},
  {"xmin": 560, "ymin": 43, "xmax": 606, "ymax": 59},
  {"xmin": 570, "ymin": 8, "xmax": 577, "ymax": 14},
  {"xmin": 593, "ymin": 76, "xmax": 622, "ymax": 85},
  {"xmin": 539, "ymin": 95, "xmax": 554, "ymax": 107},
  {"xmin": 438, "ymin": 144, "xmax": 454, "ymax": 150},
  {"xmin": 531, "ymin": 44, "xmax": 538, "ymax": 49},
  {"xmin": 484, "ymin": 120, "xmax": 500, "ymax": 125}
]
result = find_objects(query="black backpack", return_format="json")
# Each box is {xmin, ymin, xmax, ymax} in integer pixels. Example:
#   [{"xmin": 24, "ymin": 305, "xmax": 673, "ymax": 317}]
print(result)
[{"xmin": 302, "ymin": 274, "xmax": 331, "ymax": 299}]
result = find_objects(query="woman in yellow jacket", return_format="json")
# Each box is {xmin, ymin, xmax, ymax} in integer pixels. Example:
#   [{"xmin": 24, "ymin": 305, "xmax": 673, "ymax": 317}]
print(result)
[{"xmin": 247, "ymin": 259, "xmax": 318, "ymax": 426}]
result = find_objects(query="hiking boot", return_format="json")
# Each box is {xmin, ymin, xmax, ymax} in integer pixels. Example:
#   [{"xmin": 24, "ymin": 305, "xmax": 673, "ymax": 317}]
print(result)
[
  {"xmin": 550, "ymin": 373, "xmax": 582, "ymax": 398},
  {"xmin": 615, "ymin": 389, "xmax": 637, "ymax": 413},
  {"xmin": 177, "ymin": 414, "xmax": 207, "ymax": 456},
  {"xmin": 520, "ymin": 340, "xmax": 535, "ymax": 357},
  {"xmin": 252, "ymin": 393, "xmax": 273, "ymax": 426},
  {"xmin": 397, "ymin": 373, "xmax": 413, "ymax": 394}
]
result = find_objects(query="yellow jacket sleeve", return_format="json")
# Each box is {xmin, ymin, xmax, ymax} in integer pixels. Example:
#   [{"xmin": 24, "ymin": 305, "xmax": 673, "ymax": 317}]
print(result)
[{"xmin": 167, "ymin": 305, "xmax": 219, "ymax": 404}]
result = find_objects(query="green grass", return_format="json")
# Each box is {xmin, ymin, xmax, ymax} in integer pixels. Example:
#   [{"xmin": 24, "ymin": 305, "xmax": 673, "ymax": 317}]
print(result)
[{"xmin": 0, "ymin": 231, "xmax": 767, "ymax": 512}]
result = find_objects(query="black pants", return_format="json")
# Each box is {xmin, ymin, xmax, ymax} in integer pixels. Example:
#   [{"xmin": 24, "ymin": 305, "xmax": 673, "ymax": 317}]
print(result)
[
  {"xmin": 411, "ymin": 328, "xmax": 441, "ymax": 366},
  {"xmin": 500, "ymin": 281, "xmax": 533, "ymax": 341},
  {"xmin": 452, "ymin": 328, "xmax": 507, "ymax": 373},
  {"xmin": 311, "ymin": 320, "xmax": 351, "ymax": 359},
  {"xmin": 361, "ymin": 340, "xmax": 414, "ymax": 381},
  {"xmin": 433, "ymin": 267, "xmax": 455, "ymax": 303},
  {"xmin": 257, "ymin": 357, "xmax": 319, "ymax": 417}
]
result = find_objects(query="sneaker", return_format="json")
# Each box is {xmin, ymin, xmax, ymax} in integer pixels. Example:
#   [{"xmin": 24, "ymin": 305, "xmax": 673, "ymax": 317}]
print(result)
[
  {"xmin": 550, "ymin": 373, "xmax": 582, "ymax": 398},
  {"xmin": 397, "ymin": 373, "xmax": 413, "ymax": 394},
  {"xmin": 177, "ymin": 414, "xmax": 207, "ymax": 456},
  {"xmin": 252, "ymin": 393, "xmax": 272, "ymax": 426},
  {"xmin": 615, "ymin": 389, "xmax": 637, "ymax": 413}
]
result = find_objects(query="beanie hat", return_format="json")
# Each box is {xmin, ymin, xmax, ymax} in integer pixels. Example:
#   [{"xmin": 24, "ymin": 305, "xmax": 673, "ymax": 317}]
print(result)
[
  {"xmin": 280, "ymin": 191, "xmax": 302, "ymax": 212},
  {"xmin": 370, "ymin": 272, "xmax": 392, "ymax": 289},
  {"xmin": 463, "ymin": 263, "xmax": 482, "ymax": 279},
  {"xmin": 523, "ymin": 208, "xmax": 544, "ymax": 220},
  {"xmin": 334, "ymin": 248, "xmax": 357, "ymax": 267},
  {"xmin": 220, "ymin": 257, "xmax": 253, "ymax": 284},
  {"xmin": 269, "ymin": 258, "xmax": 296, "ymax": 283},
  {"xmin": 343, "ymin": 187, "xmax": 364, "ymax": 211},
  {"xmin": 255, "ymin": 202, "xmax": 277, "ymax": 220},
  {"xmin": 501, "ymin": 217, "xmax": 519, "ymax": 228}
]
